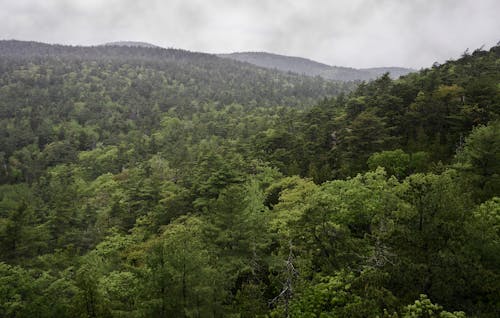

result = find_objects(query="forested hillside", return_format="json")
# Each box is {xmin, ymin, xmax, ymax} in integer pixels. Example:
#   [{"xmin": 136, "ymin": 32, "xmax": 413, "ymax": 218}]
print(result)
[{"xmin": 0, "ymin": 41, "xmax": 499, "ymax": 318}]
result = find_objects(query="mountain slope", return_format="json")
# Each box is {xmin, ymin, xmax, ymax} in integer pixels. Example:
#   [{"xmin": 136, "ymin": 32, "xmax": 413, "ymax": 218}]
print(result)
[
  {"xmin": 0, "ymin": 40, "xmax": 354, "ymax": 169},
  {"xmin": 263, "ymin": 44, "xmax": 500, "ymax": 181},
  {"xmin": 217, "ymin": 51, "xmax": 332, "ymax": 76},
  {"xmin": 219, "ymin": 51, "xmax": 415, "ymax": 81},
  {"xmin": 0, "ymin": 40, "xmax": 352, "ymax": 109}
]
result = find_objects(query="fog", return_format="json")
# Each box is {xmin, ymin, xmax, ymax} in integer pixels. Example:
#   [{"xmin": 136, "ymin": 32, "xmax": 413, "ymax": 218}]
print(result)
[{"xmin": 1, "ymin": 0, "xmax": 498, "ymax": 68}]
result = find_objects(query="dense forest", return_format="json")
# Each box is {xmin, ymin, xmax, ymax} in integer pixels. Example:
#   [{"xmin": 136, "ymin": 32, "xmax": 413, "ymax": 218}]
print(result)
[{"xmin": 0, "ymin": 40, "xmax": 499, "ymax": 318}]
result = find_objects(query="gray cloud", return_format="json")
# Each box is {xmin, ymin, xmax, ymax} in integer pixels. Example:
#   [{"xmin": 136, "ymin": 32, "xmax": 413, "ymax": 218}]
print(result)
[{"xmin": 0, "ymin": 0, "xmax": 498, "ymax": 68}]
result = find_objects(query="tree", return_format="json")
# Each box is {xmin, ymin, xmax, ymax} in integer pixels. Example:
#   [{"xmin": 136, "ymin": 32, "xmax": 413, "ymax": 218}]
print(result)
[
  {"xmin": 0, "ymin": 184, "xmax": 48, "ymax": 261},
  {"xmin": 456, "ymin": 120, "xmax": 500, "ymax": 201},
  {"xmin": 340, "ymin": 110, "xmax": 395, "ymax": 175},
  {"xmin": 401, "ymin": 294, "xmax": 465, "ymax": 318},
  {"xmin": 143, "ymin": 216, "xmax": 222, "ymax": 317},
  {"xmin": 388, "ymin": 171, "xmax": 474, "ymax": 310},
  {"xmin": 368, "ymin": 149, "xmax": 410, "ymax": 179}
]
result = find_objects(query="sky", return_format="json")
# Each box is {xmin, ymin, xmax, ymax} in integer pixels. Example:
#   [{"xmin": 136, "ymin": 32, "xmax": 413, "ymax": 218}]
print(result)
[{"xmin": 1, "ymin": 0, "xmax": 499, "ymax": 68}]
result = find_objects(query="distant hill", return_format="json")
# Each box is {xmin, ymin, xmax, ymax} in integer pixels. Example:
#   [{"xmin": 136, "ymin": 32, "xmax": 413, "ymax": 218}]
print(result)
[
  {"xmin": 218, "ymin": 52, "xmax": 331, "ymax": 76},
  {"xmin": 103, "ymin": 41, "xmax": 161, "ymax": 48},
  {"xmin": 218, "ymin": 52, "xmax": 415, "ymax": 81},
  {"xmin": 0, "ymin": 40, "xmax": 353, "ymax": 112}
]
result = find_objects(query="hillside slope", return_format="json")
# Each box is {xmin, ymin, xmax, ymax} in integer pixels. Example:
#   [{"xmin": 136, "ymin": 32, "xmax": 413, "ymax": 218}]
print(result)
[
  {"xmin": 218, "ymin": 51, "xmax": 331, "ymax": 76},
  {"xmin": 261, "ymin": 44, "xmax": 500, "ymax": 181},
  {"xmin": 0, "ymin": 40, "xmax": 354, "ymax": 178},
  {"xmin": 0, "ymin": 40, "xmax": 352, "ymax": 109}
]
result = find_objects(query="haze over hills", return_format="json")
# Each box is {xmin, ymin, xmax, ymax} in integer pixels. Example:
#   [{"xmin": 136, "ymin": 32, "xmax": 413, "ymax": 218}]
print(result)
[
  {"xmin": 102, "ymin": 41, "xmax": 161, "ymax": 48},
  {"xmin": 1, "ymin": 39, "xmax": 413, "ymax": 82},
  {"xmin": 96, "ymin": 41, "xmax": 418, "ymax": 82},
  {"xmin": 1, "ymin": 38, "xmax": 415, "ymax": 82},
  {"xmin": 218, "ymin": 52, "xmax": 415, "ymax": 81}
]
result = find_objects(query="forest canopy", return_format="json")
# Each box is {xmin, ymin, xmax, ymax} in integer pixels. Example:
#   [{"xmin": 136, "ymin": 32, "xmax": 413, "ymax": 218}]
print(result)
[{"xmin": 0, "ymin": 41, "xmax": 499, "ymax": 317}]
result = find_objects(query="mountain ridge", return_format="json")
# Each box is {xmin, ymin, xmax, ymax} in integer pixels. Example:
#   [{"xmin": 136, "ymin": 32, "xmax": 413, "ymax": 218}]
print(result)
[
  {"xmin": 102, "ymin": 41, "xmax": 161, "ymax": 48},
  {"xmin": 0, "ymin": 39, "xmax": 353, "ymax": 112},
  {"xmin": 218, "ymin": 51, "xmax": 415, "ymax": 81},
  {"xmin": 0, "ymin": 39, "xmax": 414, "ymax": 82}
]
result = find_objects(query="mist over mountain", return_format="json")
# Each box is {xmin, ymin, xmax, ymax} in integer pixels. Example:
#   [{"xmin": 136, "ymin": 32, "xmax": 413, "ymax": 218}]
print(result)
[
  {"xmin": 219, "ymin": 51, "xmax": 415, "ymax": 81},
  {"xmin": 218, "ymin": 52, "xmax": 332, "ymax": 76},
  {"xmin": 102, "ymin": 41, "xmax": 161, "ymax": 48},
  {"xmin": 1, "ymin": 39, "xmax": 413, "ymax": 82},
  {"xmin": 98, "ymin": 44, "xmax": 416, "ymax": 82}
]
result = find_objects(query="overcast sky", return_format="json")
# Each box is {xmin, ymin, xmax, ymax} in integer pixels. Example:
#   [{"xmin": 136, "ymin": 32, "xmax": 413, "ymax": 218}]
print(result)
[{"xmin": 1, "ymin": 0, "xmax": 499, "ymax": 68}]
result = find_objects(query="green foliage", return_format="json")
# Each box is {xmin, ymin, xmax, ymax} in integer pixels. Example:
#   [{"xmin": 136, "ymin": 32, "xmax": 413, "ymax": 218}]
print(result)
[
  {"xmin": 287, "ymin": 271, "xmax": 386, "ymax": 318},
  {"xmin": 0, "ymin": 41, "xmax": 499, "ymax": 317},
  {"xmin": 142, "ymin": 215, "xmax": 223, "ymax": 317},
  {"xmin": 402, "ymin": 295, "xmax": 465, "ymax": 318},
  {"xmin": 456, "ymin": 120, "xmax": 500, "ymax": 201},
  {"xmin": 368, "ymin": 149, "xmax": 411, "ymax": 179}
]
